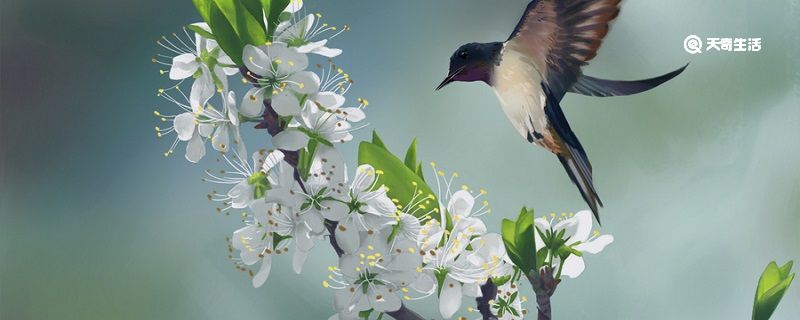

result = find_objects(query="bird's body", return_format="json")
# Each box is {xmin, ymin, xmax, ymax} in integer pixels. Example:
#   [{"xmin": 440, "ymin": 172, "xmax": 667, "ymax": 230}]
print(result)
[
  {"xmin": 437, "ymin": 0, "xmax": 687, "ymax": 223},
  {"xmin": 489, "ymin": 45, "xmax": 547, "ymax": 144},
  {"xmin": 492, "ymin": 43, "xmax": 549, "ymax": 149}
]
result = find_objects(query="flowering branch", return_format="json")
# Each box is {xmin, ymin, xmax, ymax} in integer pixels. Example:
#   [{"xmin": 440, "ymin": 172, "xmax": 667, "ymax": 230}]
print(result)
[
  {"xmin": 152, "ymin": 2, "xmax": 615, "ymax": 320},
  {"xmin": 250, "ymin": 74, "xmax": 424, "ymax": 320}
]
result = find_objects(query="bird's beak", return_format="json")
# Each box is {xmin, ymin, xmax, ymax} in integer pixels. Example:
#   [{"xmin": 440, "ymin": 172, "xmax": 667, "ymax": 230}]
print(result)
[{"xmin": 435, "ymin": 68, "xmax": 463, "ymax": 91}]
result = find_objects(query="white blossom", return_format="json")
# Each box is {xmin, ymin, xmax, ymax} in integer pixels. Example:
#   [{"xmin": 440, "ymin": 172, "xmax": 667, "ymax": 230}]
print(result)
[
  {"xmin": 274, "ymin": 11, "xmax": 345, "ymax": 57},
  {"xmin": 155, "ymin": 88, "xmax": 242, "ymax": 163},
  {"xmin": 156, "ymin": 24, "xmax": 237, "ymax": 111},
  {"xmin": 325, "ymin": 230, "xmax": 422, "ymax": 318},
  {"xmin": 534, "ymin": 210, "xmax": 614, "ymax": 279}
]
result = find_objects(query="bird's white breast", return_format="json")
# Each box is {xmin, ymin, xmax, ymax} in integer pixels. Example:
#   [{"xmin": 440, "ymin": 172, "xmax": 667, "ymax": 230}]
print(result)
[{"xmin": 491, "ymin": 45, "xmax": 548, "ymax": 141}]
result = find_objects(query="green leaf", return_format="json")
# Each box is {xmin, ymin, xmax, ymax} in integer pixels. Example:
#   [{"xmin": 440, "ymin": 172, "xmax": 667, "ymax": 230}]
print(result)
[
  {"xmin": 753, "ymin": 260, "xmax": 795, "ymax": 320},
  {"xmin": 358, "ymin": 141, "xmax": 438, "ymax": 222},
  {"xmin": 266, "ymin": 0, "xmax": 290, "ymax": 38},
  {"xmin": 502, "ymin": 219, "xmax": 522, "ymax": 269},
  {"xmin": 272, "ymin": 233, "xmax": 292, "ymax": 248},
  {"xmin": 208, "ymin": 3, "xmax": 244, "ymax": 65},
  {"xmin": 213, "ymin": 0, "xmax": 267, "ymax": 46},
  {"xmin": 192, "ymin": 0, "xmax": 213, "ymax": 23},
  {"xmin": 298, "ymin": 139, "xmax": 318, "ymax": 180},
  {"xmin": 778, "ymin": 261, "xmax": 794, "ymax": 279},
  {"xmin": 536, "ymin": 248, "xmax": 548, "ymax": 268},
  {"xmin": 187, "ymin": 24, "xmax": 216, "ymax": 39},
  {"xmin": 239, "ymin": 0, "xmax": 266, "ymax": 30},
  {"xmin": 404, "ymin": 138, "xmax": 418, "ymax": 171},
  {"xmin": 433, "ymin": 268, "xmax": 448, "ymax": 297},
  {"xmin": 515, "ymin": 208, "xmax": 537, "ymax": 271},
  {"xmin": 500, "ymin": 208, "xmax": 539, "ymax": 274},
  {"xmin": 415, "ymin": 163, "xmax": 425, "ymax": 181},
  {"xmin": 757, "ymin": 262, "xmax": 782, "ymax": 299},
  {"xmin": 371, "ymin": 130, "xmax": 388, "ymax": 150},
  {"xmin": 358, "ymin": 309, "xmax": 373, "ymax": 319},
  {"xmin": 492, "ymin": 275, "xmax": 513, "ymax": 287}
]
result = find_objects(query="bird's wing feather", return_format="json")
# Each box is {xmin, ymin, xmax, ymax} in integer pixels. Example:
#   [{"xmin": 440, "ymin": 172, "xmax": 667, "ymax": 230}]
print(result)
[
  {"xmin": 508, "ymin": 0, "xmax": 621, "ymax": 98},
  {"xmin": 541, "ymin": 84, "xmax": 603, "ymax": 222},
  {"xmin": 567, "ymin": 64, "xmax": 688, "ymax": 99}
]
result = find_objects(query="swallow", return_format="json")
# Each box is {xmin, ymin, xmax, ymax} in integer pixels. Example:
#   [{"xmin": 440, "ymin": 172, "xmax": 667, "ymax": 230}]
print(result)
[{"xmin": 436, "ymin": 0, "xmax": 686, "ymax": 223}]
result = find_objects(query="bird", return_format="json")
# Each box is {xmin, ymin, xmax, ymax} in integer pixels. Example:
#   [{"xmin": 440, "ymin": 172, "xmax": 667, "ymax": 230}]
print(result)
[{"xmin": 435, "ymin": 0, "xmax": 686, "ymax": 223}]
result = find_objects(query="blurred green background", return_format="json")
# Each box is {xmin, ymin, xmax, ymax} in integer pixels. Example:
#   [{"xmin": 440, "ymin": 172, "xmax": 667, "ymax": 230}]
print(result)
[{"xmin": 1, "ymin": 0, "xmax": 798, "ymax": 319}]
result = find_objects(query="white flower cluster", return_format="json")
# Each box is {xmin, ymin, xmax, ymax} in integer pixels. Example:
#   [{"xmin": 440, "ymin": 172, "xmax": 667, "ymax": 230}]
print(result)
[
  {"xmin": 153, "ymin": 2, "xmax": 360, "ymax": 163},
  {"xmin": 153, "ymin": 2, "xmax": 613, "ymax": 319}
]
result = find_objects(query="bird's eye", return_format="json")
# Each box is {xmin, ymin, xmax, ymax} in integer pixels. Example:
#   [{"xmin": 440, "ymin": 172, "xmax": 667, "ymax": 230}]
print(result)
[{"xmin": 458, "ymin": 50, "xmax": 468, "ymax": 59}]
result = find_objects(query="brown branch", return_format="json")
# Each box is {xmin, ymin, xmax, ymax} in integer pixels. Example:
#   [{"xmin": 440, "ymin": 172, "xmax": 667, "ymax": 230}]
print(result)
[
  {"xmin": 385, "ymin": 304, "xmax": 426, "ymax": 320},
  {"xmin": 477, "ymin": 278, "xmax": 499, "ymax": 320},
  {"xmin": 526, "ymin": 267, "xmax": 560, "ymax": 320},
  {"xmin": 244, "ymin": 67, "xmax": 425, "ymax": 320}
]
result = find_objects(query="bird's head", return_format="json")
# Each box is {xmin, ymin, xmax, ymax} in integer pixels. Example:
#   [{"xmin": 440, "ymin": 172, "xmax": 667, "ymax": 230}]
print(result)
[{"xmin": 436, "ymin": 42, "xmax": 502, "ymax": 90}]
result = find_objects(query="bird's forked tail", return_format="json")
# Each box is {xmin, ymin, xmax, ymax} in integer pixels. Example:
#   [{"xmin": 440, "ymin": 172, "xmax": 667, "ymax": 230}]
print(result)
[{"xmin": 557, "ymin": 149, "xmax": 603, "ymax": 225}]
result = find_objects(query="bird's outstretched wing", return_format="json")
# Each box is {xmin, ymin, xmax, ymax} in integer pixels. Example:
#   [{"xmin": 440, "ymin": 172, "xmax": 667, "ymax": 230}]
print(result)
[
  {"xmin": 568, "ymin": 64, "xmax": 689, "ymax": 99},
  {"xmin": 508, "ymin": 0, "xmax": 621, "ymax": 98}
]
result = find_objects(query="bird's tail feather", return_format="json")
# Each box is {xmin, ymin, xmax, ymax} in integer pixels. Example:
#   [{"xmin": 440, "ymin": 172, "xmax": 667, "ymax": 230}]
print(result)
[
  {"xmin": 569, "ymin": 63, "xmax": 688, "ymax": 97},
  {"xmin": 557, "ymin": 148, "xmax": 603, "ymax": 224}
]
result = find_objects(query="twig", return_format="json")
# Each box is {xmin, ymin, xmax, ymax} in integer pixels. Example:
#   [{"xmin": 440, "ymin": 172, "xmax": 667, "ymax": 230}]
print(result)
[
  {"xmin": 477, "ymin": 278, "xmax": 499, "ymax": 320},
  {"xmin": 526, "ymin": 267, "xmax": 560, "ymax": 320}
]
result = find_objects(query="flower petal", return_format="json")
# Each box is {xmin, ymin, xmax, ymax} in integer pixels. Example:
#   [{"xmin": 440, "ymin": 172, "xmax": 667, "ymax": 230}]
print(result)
[
  {"xmin": 562, "ymin": 211, "xmax": 593, "ymax": 245},
  {"xmin": 412, "ymin": 273, "xmax": 436, "ymax": 295},
  {"xmin": 227, "ymin": 180, "xmax": 253, "ymax": 209},
  {"xmin": 439, "ymin": 276, "xmax": 463, "ymax": 319},
  {"xmin": 467, "ymin": 233, "xmax": 505, "ymax": 267},
  {"xmin": 560, "ymin": 255, "xmax": 586, "ymax": 279},
  {"xmin": 294, "ymin": 225, "xmax": 314, "ymax": 252},
  {"xmin": 340, "ymin": 107, "xmax": 365, "ymax": 122},
  {"xmin": 461, "ymin": 282, "xmax": 483, "ymax": 298},
  {"xmin": 271, "ymin": 43, "xmax": 308, "ymax": 76},
  {"xmin": 231, "ymin": 225, "xmax": 262, "ymax": 264},
  {"xmin": 271, "ymin": 90, "xmax": 302, "ymax": 116},
  {"xmin": 284, "ymin": 0, "xmax": 303, "ymax": 13},
  {"xmin": 189, "ymin": 71, "xmax": 215, "ymax": 113},
  {"xmin": 252, "ymin": 254, "xmax": 273, "ymax": 288},
  {"xmin": 214, "ymin": 65, "xmax": 230, "ymax": 91},
  {"xmin": 338, "ymin": 252, "xmax": 360, "ymax": 279},
  {"xmin": 292, "ymin": 249, "xmax": 309, "ymax": 274},
  {"xmin": 169, "ymin": 53, "xmax": 199, "ymax": 80},
  {"xmin": 334, "ymin": 285, "xmax": 363, "ymax": 312},
  {"xmin": 243, "ymin": 45, "xmax": 271, "ymax": 76},
  {"xmin": 272, "ymin": 130, "xmax": 309, "ymax": 151},
  {"xmin": 314, "ymin": 92, "xmax": 346, "ymax": 110},
  {"xmin": 352, "ymin": 165, "xmax": 377, "ymax": 193},
  {"xmin": 225, "ymin": 91, "xmax": 239, "ymax": 125},
  {"xmin": 321, "ymin": 200, "xmax": 350, "ymax": 221},
  {"xmin": 185, "ymin": 131, "xmax": 206, "ymax": 163},
  {"xmin": 297, "ymin": 39, "xmax": 326, "ymax": 54},
  {"xmin": 312, "ymin": 46, "xmax": 343, "ymax": 58},
  {"xmin": 173, "ymin": 113, "xmax": 196, "ymax": 141},
  {"xmin": 371, "ymin": 286, "xmax": 401, "ymax": 312},
  {"xmin": 240, "ymin": 87, "xmax": 265, "ymax": 117},
  {"xmin": 211, "ymin": 125, "xmax": 230, "ymax": 152},
  {"xmin": 287, "ymin": 71, "xmax": 321, "ymax": 94},
  {"xmin": 197, "ymin": 123, "xmax": 214, "ymax": 138},
  {"xmin": 448, "ymin": 190, "xmax": 475, "ymax": 218},
  {"xmin": 575, "ymin": 234, "xmax": 614, "ymax": 254},
  {"xmin": 335, "ymin": 218, "xmax": 360, "ymax": 254},
  {"xmin": 304, "ymin": 211, "xmax": 325, "ymax": 234}
]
